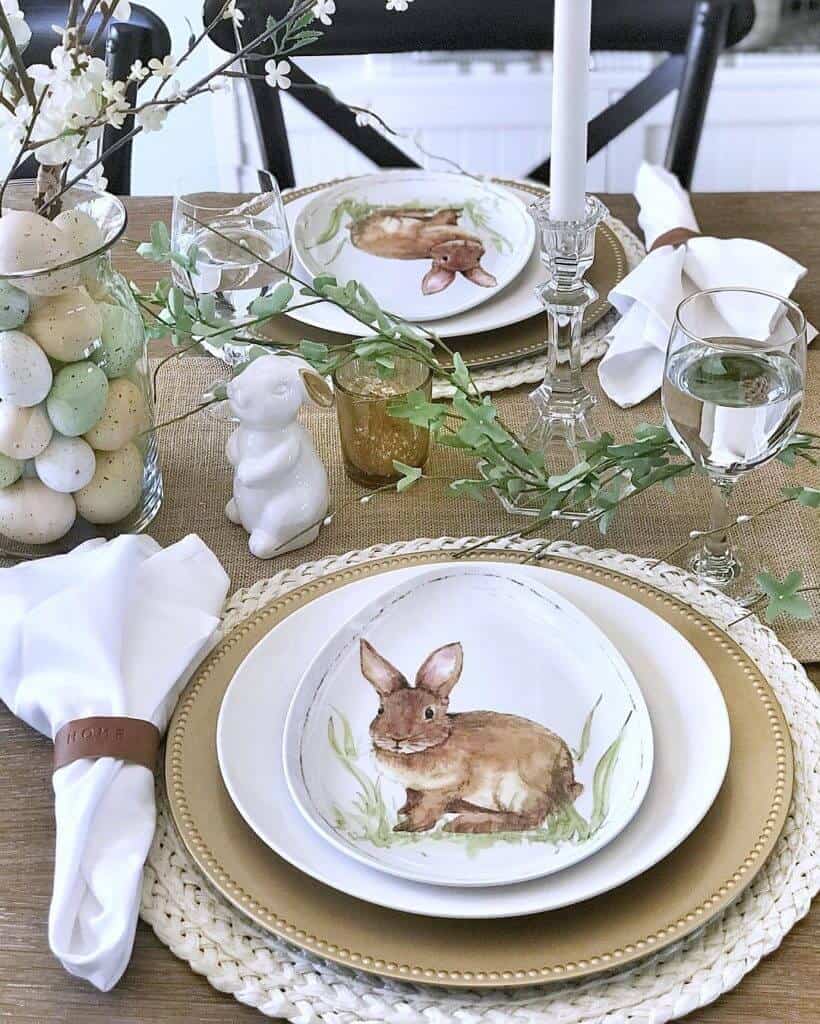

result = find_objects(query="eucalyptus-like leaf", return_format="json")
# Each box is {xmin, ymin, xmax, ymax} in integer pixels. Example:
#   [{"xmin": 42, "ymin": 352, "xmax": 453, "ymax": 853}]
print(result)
[
  {"xmin": 393, "ymin": 461, "xmax": 423, "ymax": 492},
  {"xmin": 547, "ymin": 461, "xmax": 591, "ymax": 490},
  {"xmin": 783, "ymin": 485, "xmax": 820, "ymax": 508},
  {"xmin": 450, "ymin": 352, "xmax": 472, "ymax": 394},
  {"xmin": 756, "ymin": 570, "xmax": 813, "ymax": 623},
  {"xmin": 249, "ymin": 282, "xmax": 294, "ymax": 318},
  {"xmin": 388, "ymin": 391, "xmax": 447, "ymax": 430},
  {"xmin": 296, "ymin": 339, "xmax": 329, "ymax": 364},
  {"xmin": 450, "ymin": 478, "xmax": 490, "ymax": 502}
]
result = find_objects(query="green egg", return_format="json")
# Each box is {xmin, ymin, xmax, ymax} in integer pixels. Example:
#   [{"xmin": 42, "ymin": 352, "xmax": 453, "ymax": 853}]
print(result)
[
  {"xmin": 91, "ymin": 303, "xmax": 143, "ymax": 379},
  {"xmin": 46, "ymin": 361, "xmax": 109, "ymax": 437},
  {"xmin": 0, "ymin": 452, "xmax": 22, "ymax": 488},
  {"xmin": 0, "ymin": 281, "xmax": 30, "ymax": 331}
]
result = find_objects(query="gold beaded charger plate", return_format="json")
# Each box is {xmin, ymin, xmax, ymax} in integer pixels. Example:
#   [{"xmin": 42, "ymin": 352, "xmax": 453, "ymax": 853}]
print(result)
[
  {"xmin": 165, "ymin": 551, "xmax": 792, "ymax": 989},
  {"xmin": 272, "ymin": 178, "xmax": 627, "ymax": 369}
]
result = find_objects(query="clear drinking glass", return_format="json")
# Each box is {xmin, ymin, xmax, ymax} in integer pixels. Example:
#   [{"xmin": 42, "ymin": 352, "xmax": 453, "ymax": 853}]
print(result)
[
  {"xmin": 173, "ymin": 171, "xmax": 291, "ymax": 420},
  {"xmin": 171, "ymin": 169, "xmax": 291, "ymax": 350},
  {"xmin": 661, "ymin": 287, "xmax": 807, "ymax": 588}
]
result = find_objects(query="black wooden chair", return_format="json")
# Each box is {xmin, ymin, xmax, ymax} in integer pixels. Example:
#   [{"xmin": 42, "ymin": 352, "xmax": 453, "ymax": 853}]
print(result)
[
  {"xmin": 16, "ymin": 2, "xmax": 171, "ymax": 194},
  {"xmin": 204, "ymin": 0, "xmax": 755, "ymax": 192}
]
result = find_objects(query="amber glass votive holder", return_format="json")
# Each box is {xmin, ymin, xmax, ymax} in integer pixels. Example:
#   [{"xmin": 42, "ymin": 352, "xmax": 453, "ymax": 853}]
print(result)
[{"xmin": 333, "ymin": 357, "xmax": 433, "ymax": 488}]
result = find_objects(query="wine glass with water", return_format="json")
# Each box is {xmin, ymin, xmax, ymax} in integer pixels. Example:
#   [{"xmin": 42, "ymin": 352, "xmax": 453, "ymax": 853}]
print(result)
[
  {"xmin": 171, "ymin": 170, "xmax": 292, "ymax": 418},
  {"xmin": 662, "ymin": 287, "xmax": 806, "ymax": 589}
]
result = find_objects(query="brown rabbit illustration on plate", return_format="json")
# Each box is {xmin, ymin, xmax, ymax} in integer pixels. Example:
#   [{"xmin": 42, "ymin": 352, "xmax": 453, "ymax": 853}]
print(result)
[
  {"xmin": 361, "ymin": 638, "xmax": 582, "ymax": 835},
  {"xmin": 349, "ymin": 208, "xmax": 498, "ymax": 296}
]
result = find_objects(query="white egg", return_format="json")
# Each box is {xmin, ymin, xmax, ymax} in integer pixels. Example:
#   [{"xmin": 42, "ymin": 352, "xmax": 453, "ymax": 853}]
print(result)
[
  {"xmin": 53, "ymin": 209, "xmax": 104, "ymax": 257},
  {"xmin": 25, "ymin": 287, "xmax": 102, "ymax": 361},
  {"xmin": 0, "ymin": 211, "xmax": 82, "ymax": 296},
  {"xmin": 0, "ymin": 330, "xmax": 53, "ymax": 407},
  {"xmin": 0, "ymin": 281, "xmax": 30, "ymax": 330},
  {"xmin": 84, "ymin": 377, "xmax": 149, "ymax": 450},
  {"xmin": 75, "ymin": 442, "xmax": 143, "ymax": 524},
  {"xmin": 35, "ymin": 434, "xmax": 96, "ymax": 493},
  {"xmin": 0, "ymin": 477, "xmax": 76, "ymax": 543},
  {"xmin": 0, "ymin": 401, "xmax": 52, "ymax": 459},
  {"xmin": 0, "ymin": 453, "xmax": 22, "ymax": 488},
  {"xmin": 53, "ymin": 210, "xmax": 105, "ymax": 290}
]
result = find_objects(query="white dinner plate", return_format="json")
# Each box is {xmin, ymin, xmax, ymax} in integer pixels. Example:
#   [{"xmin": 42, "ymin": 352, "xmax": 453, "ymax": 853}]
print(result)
[
  {"xmin": 291, "ymin": 171, "xmax": 536, "ymax": 324},
  {"xmin": 283, "ymin": 565, "xmax": 653, "ymax": 887},
  {"xmin": 217, "ymin": 561, "xmax": 730, "ymax": 919}
]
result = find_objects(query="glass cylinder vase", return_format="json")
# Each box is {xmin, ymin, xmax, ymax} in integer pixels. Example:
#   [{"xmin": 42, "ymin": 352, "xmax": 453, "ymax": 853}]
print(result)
[{"xmin": 0, "ymin": 181, "xmax": 162, "ymax": 557}]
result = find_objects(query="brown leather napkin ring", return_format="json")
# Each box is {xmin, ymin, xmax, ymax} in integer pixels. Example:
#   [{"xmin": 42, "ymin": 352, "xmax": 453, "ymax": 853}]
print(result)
[
  {"xmin": 53, "ymin": 717, "xmax": 160, "ymax": 772},
  {"xmin": 650, "ymin": 227, "xmax": 701, "ymax": 252}
]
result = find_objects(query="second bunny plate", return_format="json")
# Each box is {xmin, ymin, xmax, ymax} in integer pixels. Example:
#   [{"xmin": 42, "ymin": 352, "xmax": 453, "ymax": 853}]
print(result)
[{"xmin": 282, "ymin": 565, "xmax": 653, "ymax": 888}]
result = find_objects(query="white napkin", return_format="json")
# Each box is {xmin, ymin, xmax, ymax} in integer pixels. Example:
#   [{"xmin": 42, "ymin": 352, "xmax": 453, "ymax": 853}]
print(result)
[
  {"xmin": 0, "ymin": 534, "xmax": 229, "ymax": 991},
  {"xmin": 598, "ymin": 162, "xmax": 815, "ymax": 407}
]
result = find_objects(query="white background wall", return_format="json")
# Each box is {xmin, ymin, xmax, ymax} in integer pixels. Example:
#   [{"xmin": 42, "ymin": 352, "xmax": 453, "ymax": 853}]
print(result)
[{"xmin": 8, "ymin": 0, "xmax": 820, "ymax": 195}]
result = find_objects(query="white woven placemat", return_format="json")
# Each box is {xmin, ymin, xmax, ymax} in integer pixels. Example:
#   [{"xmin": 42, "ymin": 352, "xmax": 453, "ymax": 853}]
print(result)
[
  {"xmin": 442, "ymin": 215, "xmax": 645, "ymax": 397},
  {"xmin": 140, "ymin": 537, "xmax": 818, "ymax": 1023}
]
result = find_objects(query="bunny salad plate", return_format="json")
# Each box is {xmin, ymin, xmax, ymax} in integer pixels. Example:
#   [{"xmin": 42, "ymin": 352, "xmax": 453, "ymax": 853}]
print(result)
[
  {"xmin": 292, "ymin": 171, "xmax": 536, "ymax": 323},
  {"xmin": 280, "ymin": 566, "xmax": 653, "ymax": 888}
]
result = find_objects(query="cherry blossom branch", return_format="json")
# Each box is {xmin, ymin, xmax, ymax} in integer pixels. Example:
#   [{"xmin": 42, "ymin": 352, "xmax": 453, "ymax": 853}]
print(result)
[
  {"xmin": 0, "ymin": 5, "xmax": 35, "ymax": 105},
  {"xmin": 37, "ymin": 8, "xmax": 315, "ymax": 210}
]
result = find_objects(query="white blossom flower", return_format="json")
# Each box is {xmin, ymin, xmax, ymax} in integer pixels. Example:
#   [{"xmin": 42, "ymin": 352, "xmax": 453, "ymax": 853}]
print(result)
[
  {"xmin": 83, "ymin": 0, "xmax": 132, "ymax": 21},
  {"xmin": 128, "ymin": 59, "xmax": 149, "ymax": 82},
  {"xmin": 264, "ymin": 59, "xmax": 291, "ymax": 91},
  {"xmin": 385, "ymin": 0, "xmax": 411, "ymax": 9},
  {"xmin": 1, "ymin": 1, "xmax": 31, "ymax": 55},
  {"xmin": 222, "ymin": 0, "xmax": 245, "ymax": 27},
  {"xmin": 312, "ymin": 0, "xmax": 335, "ymax": 26},
  {"xmin": 354, "ymin": 108, "xmax": 378, "ymax": 130},
  {"xmin": 70, "ymin": 143, "xmax": 108, "ymax": 189},
  {"xmin": 208, "ymin": 78, "xmax": 228, "ymax": 93},
  {"xmin": 148, "ymin": 55, "xmax": 176, "ymax": 79},
  {"xmin": 135, "ymin": 105, "xmax": 168, "ymax": 132},
  {"xmin": 100, "ymin": 79, "xmax": 129, "ymax": 127}
]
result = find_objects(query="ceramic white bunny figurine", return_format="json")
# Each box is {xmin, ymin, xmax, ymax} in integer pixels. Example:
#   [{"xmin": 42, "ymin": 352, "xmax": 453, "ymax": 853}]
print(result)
[{"xmin": 225, "ymin": 354, "xmax": 332, "ymax": 558}]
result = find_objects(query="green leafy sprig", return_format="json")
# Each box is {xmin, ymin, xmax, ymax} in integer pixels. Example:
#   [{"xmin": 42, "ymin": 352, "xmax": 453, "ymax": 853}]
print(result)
[{"xmin": 133, "ymin": 222, "xmax": 820, "ymax": 624}]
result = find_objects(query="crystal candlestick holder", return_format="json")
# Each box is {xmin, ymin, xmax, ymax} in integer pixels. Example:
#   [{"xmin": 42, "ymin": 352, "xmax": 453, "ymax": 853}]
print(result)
[{"xmin": 525, "ymin": 194, "xmax": 608, "ymax": 465}]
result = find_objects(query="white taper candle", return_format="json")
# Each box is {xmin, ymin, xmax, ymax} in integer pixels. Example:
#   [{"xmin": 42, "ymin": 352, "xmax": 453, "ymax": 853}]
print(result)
[{"xmin": 549, "ymin": 0, "xmax": 592, "ymax": 221}]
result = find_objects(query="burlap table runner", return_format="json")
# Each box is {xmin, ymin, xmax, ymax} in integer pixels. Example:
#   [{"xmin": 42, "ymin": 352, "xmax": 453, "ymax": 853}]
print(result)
[{"xmin": 148, "ymin": 354, "xmax": 820, "ymax": 663}]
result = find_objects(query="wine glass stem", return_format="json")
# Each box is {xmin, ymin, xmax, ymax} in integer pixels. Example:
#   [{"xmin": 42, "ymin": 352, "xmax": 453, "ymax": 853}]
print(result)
[{"xmin": 696, "ymin": 476, "xmax": 741, "ymax": 585}]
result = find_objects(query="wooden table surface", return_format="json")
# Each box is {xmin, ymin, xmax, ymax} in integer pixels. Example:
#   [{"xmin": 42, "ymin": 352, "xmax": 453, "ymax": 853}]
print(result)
[{"xmin": 0, "ymin": 191, "xmax": 817, "ymax": 1023}]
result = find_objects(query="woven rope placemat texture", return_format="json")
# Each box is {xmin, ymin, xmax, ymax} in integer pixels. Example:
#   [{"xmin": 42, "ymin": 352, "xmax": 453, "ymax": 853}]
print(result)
[{"xmin": 140, "ymin": 537, "xmax": 819, "ymax": 1024}]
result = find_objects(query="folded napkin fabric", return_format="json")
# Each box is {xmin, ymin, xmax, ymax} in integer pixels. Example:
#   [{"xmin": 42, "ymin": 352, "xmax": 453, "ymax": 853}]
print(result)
[
  {"xmin": 0, "ymin": 534, "xmax": 229, "ymax": 990},
  {"xmin": 598, "ymin": 162, "xmax": 815, "ymax": 408}
]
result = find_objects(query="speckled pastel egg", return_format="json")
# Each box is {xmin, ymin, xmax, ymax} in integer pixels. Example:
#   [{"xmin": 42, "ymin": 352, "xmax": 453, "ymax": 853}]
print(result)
[
  {"xmin": 0, "ymin": 477, "xmax": 76, "ymax": 543},
  {"xmin": 75, "ymin": 442, "xmax": 143, "ymax": 524},
  {"xmin": 46, "ymin": 361, "xmax": 108, "ymax": 436},
  {"xmin": 25, "ymin": 287, "xmax": 102, "ymax": 362},
  {"xmin": 0, "ymin": 401, "xmax": 52, "ymax": 459},
  {"xmin": 0, "ymin": 330, "xmax": 53, "ymax": 407},
  {"xmin": 91, "ymin": 303, "xmax": 143, "ymax": 378},
  {"xmin": 0, "ymin": 452, "xmax": 22, "ymax": 488},
  {"xmin": 0, "ymin": 281, "xmax": 30, "ymax": 330},
  {"xmin": 53, "ymin": 209, "xmax": 104, "ymax": 257},
  {"xmin": 35, "ymin": 434, "xmax": 96, "ymax": 493},
  {"xmin": 0, "ymin": 211, "xmax": 82, "ymax": 296},
  {"xmin": 83, "ymin": 377, "xmax": 148, "ymax": 451}
]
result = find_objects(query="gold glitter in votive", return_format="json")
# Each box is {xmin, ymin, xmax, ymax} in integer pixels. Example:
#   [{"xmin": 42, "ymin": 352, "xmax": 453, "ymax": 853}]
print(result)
[{"xmin": 334, "ymin": 357, "xmax": 433, "ymax": 488}]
